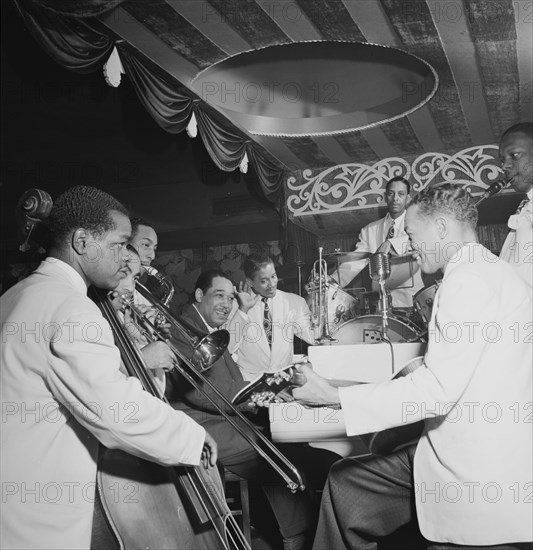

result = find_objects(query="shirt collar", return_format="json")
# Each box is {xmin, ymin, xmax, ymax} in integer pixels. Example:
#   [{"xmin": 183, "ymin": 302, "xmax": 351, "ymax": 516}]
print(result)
[
  {"xmin": 385, "ymin": 210, "xmax": 406, "ymax": 227},
  {"xmin": 526, "ymin": 188, "xmax": 533, "ymax": 202},
  {"xmin": 42, "ymin": 257, "xmax": 87, "ymax": 295},
  {"xmin": 192, "ymin": 304, "xmax": 216, "ymax": 333}
]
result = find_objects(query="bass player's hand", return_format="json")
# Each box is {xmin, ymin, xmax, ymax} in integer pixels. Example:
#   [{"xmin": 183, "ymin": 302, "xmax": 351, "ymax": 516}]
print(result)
[{"xmin": 201, "ymin": 431, "xmax": 218, "ymax": 469}]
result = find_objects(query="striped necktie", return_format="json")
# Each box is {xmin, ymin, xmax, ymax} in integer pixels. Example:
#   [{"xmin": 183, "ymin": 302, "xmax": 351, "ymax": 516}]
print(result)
[
  {"xmin": 262, "ymin": 297, "xmax": 272, "ymax": 347},
  {"xmin": 386, "ymin": 220, "xmax": 395, "ymax": 240}
]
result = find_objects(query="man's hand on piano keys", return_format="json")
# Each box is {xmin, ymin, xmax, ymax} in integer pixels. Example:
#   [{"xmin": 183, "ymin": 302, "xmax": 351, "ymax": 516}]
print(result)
[{"xmin": 291, "ymin": 364, "xmax": 341, "ymax": 408}]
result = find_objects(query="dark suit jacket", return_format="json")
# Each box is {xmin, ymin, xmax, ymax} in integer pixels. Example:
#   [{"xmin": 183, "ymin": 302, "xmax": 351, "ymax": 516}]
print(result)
[{"xmin": 166, "ymin": 305, "xmax": 262, "ymax": 462}]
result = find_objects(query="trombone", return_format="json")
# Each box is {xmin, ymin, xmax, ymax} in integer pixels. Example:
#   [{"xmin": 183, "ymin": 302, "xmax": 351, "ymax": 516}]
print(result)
[{"xmin": 126, "ymin": 281, "xmax": 306, "ymax": 493}]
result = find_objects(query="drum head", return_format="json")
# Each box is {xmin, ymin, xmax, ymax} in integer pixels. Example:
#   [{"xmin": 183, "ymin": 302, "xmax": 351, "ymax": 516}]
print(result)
[{"xmin": 332, "ymin": 315, "xmax": 421, "ymax": 344}]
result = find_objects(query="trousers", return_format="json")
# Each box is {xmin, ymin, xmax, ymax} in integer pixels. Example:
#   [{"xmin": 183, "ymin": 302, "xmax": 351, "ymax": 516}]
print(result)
[{"xmin": 312, "ymin": 445, "xmax": 532, "ymax": 550}]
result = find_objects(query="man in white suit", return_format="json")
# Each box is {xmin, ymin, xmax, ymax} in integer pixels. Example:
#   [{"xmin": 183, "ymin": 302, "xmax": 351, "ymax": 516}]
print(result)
[
  {"xmin": 332, "ymin": 176, "xmax": 425, "ymax": 308},
  {"xmin": 0, "ymin": 186, "xmax": 217, "ymax": 549},
  {"xmin": 499, "ymin": 122, "xmax": 533, "ymax": 290},
  {"xmin": 294, "ymin": 184, "xmax": 533, "ymax": 549},
  {"xmin": 228, "ymin": 253, "xmax": 315, "ymax": 381}
]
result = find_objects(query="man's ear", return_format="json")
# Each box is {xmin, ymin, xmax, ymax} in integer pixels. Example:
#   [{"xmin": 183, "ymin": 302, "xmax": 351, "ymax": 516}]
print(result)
[
  {"xmin": 71, "ymin": 228, "xmax": 88, "ymax": 256},
  {"xmin": 195, "ymin": 288, "xmax": 204, "ymax": 303},
  {"xmin": 245, "ymin": 277, "xmax": 254, "ymax": 288},
  {"xmin": 435, "ymin": 216, "xmax": 447, "ymax": 239}
]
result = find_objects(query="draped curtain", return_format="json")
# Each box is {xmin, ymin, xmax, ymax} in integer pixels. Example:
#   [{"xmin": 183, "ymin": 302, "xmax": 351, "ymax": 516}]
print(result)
[
  {"xmin": 19, "ymin": 0, "xmax": 125, "ymax": 18},
  {"xmin": 13, "ymin": 0, "xmax": 286, "ymax": 205},
  {"xmin": 13, "ymin": 0, "xmax": 115, "ymax": 73}
]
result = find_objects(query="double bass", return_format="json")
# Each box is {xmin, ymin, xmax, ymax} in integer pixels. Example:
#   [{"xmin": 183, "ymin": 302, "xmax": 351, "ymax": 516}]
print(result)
[{"xmin": 89, "ymin": 286, "xmax": 250, "ymax": 550}]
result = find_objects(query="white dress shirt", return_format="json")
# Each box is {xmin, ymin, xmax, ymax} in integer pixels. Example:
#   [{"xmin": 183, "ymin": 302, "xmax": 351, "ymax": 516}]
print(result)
[
  {"xmin": 338, "ymin": 244, "xmax": 533, "ymax": 544},
  {"xmin": 500, "ymin": 188, "xmax": 533, "ymax": 290},
  {"xmin": 334, "ymin": 211, "xmax": 424, "ymax": 308},
  {"xmin": 1, "ymin": 258, "xmax": 206, "ymax": 549},
  {"xmin": 227, "ymin": 290, "xmax": 315, "ymax": 381}
]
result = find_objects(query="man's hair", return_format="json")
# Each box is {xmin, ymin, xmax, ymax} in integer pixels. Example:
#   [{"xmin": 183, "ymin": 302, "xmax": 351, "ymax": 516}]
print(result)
[
  {"xmin": 411, "ymin": 183, "xmax": 478, "ymax": 229},
  {"xmin": 195, "ymin": 269, "xmax": 233, "ymax": 294},
  {"xmin": 130, "ymin": 217, "xmax": 154, "ymax": 239},
  {"xmin": 386, "ymin": 176, "xmax": 411, "ymax": 194},
  {"xmin": 49, "ymin": 185, "xmax": 128, "ymax": 248},
  {"xmin": 243, "ymin": 253, "xmax": 274, "ymax": 279},
  {"xmin": 501, "ymin": 122, "xmax": 533, "ymax": 141}
]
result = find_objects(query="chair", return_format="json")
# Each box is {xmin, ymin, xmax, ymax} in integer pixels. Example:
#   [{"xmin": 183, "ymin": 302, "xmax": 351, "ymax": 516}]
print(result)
[{"xmin": 223, "ymin": 469, "xmax": 252, "ymax": 546}]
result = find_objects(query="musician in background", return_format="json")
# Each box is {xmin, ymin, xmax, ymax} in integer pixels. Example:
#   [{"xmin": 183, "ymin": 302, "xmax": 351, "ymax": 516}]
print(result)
[
  {"xmin": 166, "ymin": 269, "xmax": 318, "ymax": 550},
  {"xmin": 0, "ymin": 186, "xmax": 217, "ymax": 549},
  {"xmin": 109, "ymin": 244, "xmax": 174, "ymax": 393},
  {"xmin": 331, "ymin": 176, "xmax": 424, "ymax": 308},
  {"xmin": 498, "ymin": 122, "xmax": 533, "ymax": 289},
  {"xmin": 129, "ymin": 217, "xmax": 158, "ymax": 274},
  {"xmin": 128, "ymin": 217, "xmax": 167, "ymax": 307},
  {"xmin": 293, "ymin": 184, "xmax": 532, "ymax": 549},
  {"xmin": 228, "ymin": 253, "xmax": 315, "ymax": 381}
]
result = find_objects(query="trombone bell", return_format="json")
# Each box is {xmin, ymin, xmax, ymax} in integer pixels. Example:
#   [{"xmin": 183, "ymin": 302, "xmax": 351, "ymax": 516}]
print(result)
[
  {"xmin": 133, "ymin": 281, "xmax": 230, "ymax": 371},
  {"xmin": 178, "ymin": 318, "xmax": 230, "ymax": 372}
]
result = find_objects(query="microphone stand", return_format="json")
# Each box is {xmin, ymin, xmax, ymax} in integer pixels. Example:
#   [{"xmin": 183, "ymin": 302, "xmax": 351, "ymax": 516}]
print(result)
[
  {"xmin": 370, "ymin": 252, "xmax": 395, "ymax": 374},
  {"xmin": 378, "ymin": 279, "xmax": 390, "ymax": 338}
]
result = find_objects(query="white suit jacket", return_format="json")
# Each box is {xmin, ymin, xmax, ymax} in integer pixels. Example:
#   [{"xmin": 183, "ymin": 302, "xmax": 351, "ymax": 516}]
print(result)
[
  {"xmin": 0, "ymin": 259, "xmax": 205, "ymax": 549},
  {"xmin": 500, "ymin": 188, "xmax": 532, "ymax": 291},
  {"xmin": 334, "ymin": 212, "xmax": 425, "ymax": 308},
  {"xmin": 338, "ymin": 244, "xmax": 533, "ymax": 544},
  {"xmin": 227, "ymin": 289, "xmax": 314, "ymax": 381}
]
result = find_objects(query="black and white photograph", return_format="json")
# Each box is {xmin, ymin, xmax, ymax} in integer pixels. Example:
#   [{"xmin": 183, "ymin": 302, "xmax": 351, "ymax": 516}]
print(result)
[{"xmin": 1, "ymin": 1, "xmax": 532, "ymax": 549}]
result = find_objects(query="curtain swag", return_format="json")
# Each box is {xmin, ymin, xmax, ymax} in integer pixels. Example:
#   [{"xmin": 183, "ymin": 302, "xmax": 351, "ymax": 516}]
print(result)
[{"xmin": 14, "ymin": 0, "xmax": 286, "ymax": 203}]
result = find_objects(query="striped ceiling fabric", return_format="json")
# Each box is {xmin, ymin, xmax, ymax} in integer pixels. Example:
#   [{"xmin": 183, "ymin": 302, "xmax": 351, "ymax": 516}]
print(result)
[
  {"xmin": 93, "ymin": 0, "xmax": 531, "ymax": 173},
  {"xmin": 16, "ymin": 0, "xmax": 533, "ymax": 176}
]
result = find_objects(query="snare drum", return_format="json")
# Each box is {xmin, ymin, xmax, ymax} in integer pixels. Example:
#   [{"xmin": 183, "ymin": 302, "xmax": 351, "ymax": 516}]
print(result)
[
  {"xmin": 413, "ymin": 283, "xmax": 440, "ymax": 328},
  {"xmin": 332, "ymin": 315, "xmax": 422, "ymax": 344}
]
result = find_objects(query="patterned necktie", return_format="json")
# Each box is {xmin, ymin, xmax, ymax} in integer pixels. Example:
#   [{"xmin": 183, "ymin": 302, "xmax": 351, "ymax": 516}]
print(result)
[
  {"xmin": 386, "ymin": 220, "xmax": 395, "ymax": 240},
  {"xmin": 262, "ymin": 297, "xmax": 272, "ymax": 347}
]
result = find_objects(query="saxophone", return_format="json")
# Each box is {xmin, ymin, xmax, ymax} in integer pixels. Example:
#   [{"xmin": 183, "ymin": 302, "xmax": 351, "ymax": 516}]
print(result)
[{"xmin": 144, "ymin": 265, "xmax": 174, "ymax": 307}]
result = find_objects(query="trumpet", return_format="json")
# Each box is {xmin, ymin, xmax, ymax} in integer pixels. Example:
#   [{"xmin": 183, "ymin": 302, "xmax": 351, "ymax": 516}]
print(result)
[
  {"xmin": 306, "ymin": 247, "xmax": 336, "ymax": 345},
  {"xmin": 124, "ymin": 282, "xmax": 306, "ymax": 493}
]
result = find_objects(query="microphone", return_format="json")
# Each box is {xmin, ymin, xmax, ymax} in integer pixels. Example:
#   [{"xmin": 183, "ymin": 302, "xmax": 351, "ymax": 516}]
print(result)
[
  {"xmin": 369, "ymin": 252, "xmax": 391, "ymax": 283},
  {"xmin": 474, "ymin": 179, "xmax": 510, "ymax": 207},
  {"xmin": 370, "ymin": 252, "xmax": 392, "ymax": 339}
]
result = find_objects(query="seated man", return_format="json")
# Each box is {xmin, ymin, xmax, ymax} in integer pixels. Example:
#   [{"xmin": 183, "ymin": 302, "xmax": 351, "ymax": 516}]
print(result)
[
  {"xmin": 109, "ymin": 244, "xmax": 174, "ymax": 394},
  {"xmin": 228, "ymin": 254, "xmax": 315, "ymax": 381},
  {"xmin": 294, "ymin": 184, "xmax": 532, "ymax": 550},
  {"xmin": 166, "ymin": 269, "xmax": 335, "ymax": 550}
]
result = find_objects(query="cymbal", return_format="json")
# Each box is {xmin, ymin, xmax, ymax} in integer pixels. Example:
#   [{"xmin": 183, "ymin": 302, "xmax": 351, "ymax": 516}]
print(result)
[
  {"xmin": 330, "ymin": 251, "xmax": 373, "ymax": 262},
  {"xmin": 275, "ymin": 261, "xmax": 311, "ymax": 278},
  {"xmin": 324, "ymin": 250, "xmax": 350, "ymax": 257}
]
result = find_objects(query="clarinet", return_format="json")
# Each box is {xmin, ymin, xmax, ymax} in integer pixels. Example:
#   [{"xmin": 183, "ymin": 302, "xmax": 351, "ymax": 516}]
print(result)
[{"xmin": 474, "ymin": 179, "xmax": 510, "ymax": 207}]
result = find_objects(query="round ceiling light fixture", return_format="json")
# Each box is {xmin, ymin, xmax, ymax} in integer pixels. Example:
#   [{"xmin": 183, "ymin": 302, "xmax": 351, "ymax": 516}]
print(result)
[{"xmin": 192, "ymin": 41, "xmax": 438, "ymax": 137}]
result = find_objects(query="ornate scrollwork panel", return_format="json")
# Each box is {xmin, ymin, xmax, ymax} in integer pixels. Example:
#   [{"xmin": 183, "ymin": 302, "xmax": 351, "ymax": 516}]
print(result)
[{"xmin": 287, "ymin": 145, "xmax": 506, "ymax": 217}]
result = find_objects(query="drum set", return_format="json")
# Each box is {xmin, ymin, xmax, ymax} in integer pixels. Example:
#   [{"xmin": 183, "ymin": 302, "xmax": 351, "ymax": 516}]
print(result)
[{"xmin": 303, "ymin": 247, "xmax": 439, "ymax": 345}]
